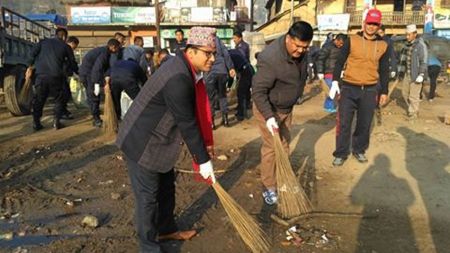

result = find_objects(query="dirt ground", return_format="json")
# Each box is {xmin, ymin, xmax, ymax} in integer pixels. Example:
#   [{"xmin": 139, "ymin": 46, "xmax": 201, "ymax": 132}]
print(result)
[{"xmin": 1, "ymin": 79, "xmax": 449, "ymax": 253}]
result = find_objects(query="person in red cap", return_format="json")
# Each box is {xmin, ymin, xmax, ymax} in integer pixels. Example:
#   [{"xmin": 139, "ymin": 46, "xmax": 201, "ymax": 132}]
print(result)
[
  {"xmin": 329, "ymin": 9, "xmax": 390, "ymax": 166},
  {"xmin": 116, "ymin": 26, "xmax": 217, "ymax": 252}
]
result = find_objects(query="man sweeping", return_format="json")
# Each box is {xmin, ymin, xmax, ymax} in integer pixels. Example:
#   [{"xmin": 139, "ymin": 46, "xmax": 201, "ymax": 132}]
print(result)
[
  {"xmin": 116, "ymin": 27, "xmax": 217, "ymax": 253},
  {"xmin": 252, "ymin": 21, "xmax": 313, "ymax": 205}
]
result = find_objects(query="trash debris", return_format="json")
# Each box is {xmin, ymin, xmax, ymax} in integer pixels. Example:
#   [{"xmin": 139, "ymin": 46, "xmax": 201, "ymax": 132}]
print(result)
[
  {"xmin": 280, "ymin": 224, "xmax": 337, "ymax": 250},
  {"xmin": 81, "ymin": 215, "xmax": 99, "ymax": 228},
  {"xmin": 18, "ymin": 231, "xmax": 26, "ymax": 237},
  {"xmin": 12, "ymin": 247, "xmax": 28, "ymax": 253},
  {"xmin": 248, "ymin": 194, "xmax": 254, "ymax": 198},
  {"xmin": 0, "ymin": 232, "xmax": 14, "ymax": 240},
  {"xmin": 116, "ymin": 155, "xmax": 123, "ymax": 161},
  {"xmin": 11, "ymin": 213, "xmax": 20, "ymax": 218},
  {"xmin": 65, "ymin": 201, "xmax": 74, "ymax": 207},
  {"xmin": 111, "ymin": 193, "xmax": 121, "ymax": 200},
  {"xmin": 217, "ymin": 155, "xmax": 228, "ymax": 161},
  {"xmin": 99, "ymin": 180, "xmax": 114, "ymax": 185}
]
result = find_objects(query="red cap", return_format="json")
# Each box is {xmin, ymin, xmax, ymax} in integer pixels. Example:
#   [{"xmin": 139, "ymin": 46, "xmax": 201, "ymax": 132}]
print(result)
[{"xmin": 365, "ymin": 9, "xmax": 382, "ymax": 25}]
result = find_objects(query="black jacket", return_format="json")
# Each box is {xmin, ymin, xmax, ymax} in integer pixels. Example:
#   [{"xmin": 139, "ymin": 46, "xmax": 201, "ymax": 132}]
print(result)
[
  {"xmin": 252, "ymin": 35, "xmax": 308, "ymax": 120},
  {"xmin": 116, "ymin": 53, "xmax": 210, "ymax": 172},
  {"xmin": 29, "ymin": 38, "xmax": 77, "ymax": 78},
  {"xmin": 79, "ymin": 46, "xmax": 111, "ymax": 85},
  {"xmin": 316, "ymin": 42, "xmax": 342, "ymax": 75}
]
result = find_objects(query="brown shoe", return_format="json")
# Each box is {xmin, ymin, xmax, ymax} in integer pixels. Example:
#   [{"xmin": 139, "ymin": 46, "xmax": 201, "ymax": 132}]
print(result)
[{"xmin": 158, "ymin": 230, "xmax": 197, "ymax": 241}]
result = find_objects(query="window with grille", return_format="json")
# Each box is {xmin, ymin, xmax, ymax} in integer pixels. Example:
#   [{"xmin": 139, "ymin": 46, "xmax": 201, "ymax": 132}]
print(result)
[{"xmin": 442, "ymin": 0, "xmax": 450, "ymax": 8}]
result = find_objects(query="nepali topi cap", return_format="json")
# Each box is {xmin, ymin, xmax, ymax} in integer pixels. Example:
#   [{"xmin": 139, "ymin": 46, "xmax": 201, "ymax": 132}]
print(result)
[{"xmin": 187, "ymin": 27, "xmax": 216, "ymax": 49}]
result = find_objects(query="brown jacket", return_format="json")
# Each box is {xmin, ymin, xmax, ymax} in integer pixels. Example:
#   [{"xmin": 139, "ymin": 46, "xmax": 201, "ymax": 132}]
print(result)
[
  {"xmin": 252, "ymin": 35, "xmax": 308, "ymax": 120},
  {"xmin": 333, "ymin": 32, "xmax": 390, "ymax": 94}
]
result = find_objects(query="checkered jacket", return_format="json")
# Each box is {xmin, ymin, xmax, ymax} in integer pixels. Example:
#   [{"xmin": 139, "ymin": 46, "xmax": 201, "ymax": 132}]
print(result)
[{"xmin": 116, "ymin": 54, "xmax": 210, "ymax": 172}]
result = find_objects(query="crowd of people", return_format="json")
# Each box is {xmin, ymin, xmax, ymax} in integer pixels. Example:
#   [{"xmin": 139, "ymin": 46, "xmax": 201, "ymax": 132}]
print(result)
[{"xmin": 24, "ymin": 9, "xmax": 446, "ymax": 251}]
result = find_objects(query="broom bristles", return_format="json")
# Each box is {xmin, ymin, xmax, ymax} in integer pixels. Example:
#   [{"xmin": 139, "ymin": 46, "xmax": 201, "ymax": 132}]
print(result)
[
  {"xmin": 18, "ymin": 77, "xmax": 32, "ymax": 106},
  {"xmin": 273, "ymin": 133, "xmax": 312, "ymax": 219},
  {"xmin": 103, "ymin": 87, "xmax": 118, "ymax": 135},
  {"xmin": 212, "ymin": 182, "xmax": 270, "ymax": 253}
]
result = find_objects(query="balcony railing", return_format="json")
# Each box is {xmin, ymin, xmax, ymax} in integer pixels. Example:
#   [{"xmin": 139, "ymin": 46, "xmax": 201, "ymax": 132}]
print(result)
[{"xmin": 348, "ymin": 10, "xmax": 425, "ymax": 26}]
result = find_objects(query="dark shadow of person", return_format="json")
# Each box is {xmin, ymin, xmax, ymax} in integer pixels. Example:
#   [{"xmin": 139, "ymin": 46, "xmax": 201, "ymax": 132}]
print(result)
[
  {"xmin": 351, "ymin": 154, "xmax": 419, "ymax": 253},
  {"xmin": 398, "ymin": 127, "xmax": 450, "ymax": 253},
  {"xmin": 291, "ymin": 113, "xmax": 337, "ymax": 201}
]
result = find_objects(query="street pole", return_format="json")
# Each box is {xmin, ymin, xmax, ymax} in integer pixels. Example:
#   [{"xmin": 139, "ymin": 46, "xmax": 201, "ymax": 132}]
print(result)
[
  {"xmin": 250, "ymin": 0, "xmax": 254, "ymax": 31},
  {"xmin": 155, "ymin": 0, "xmax": 161, "ymax": 49}
]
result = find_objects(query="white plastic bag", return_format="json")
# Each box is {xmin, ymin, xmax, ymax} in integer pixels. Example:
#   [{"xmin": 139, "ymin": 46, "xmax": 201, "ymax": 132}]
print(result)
[{"xmin": 120, "ymin": 91, "xmax": 133, "ymax": 119}]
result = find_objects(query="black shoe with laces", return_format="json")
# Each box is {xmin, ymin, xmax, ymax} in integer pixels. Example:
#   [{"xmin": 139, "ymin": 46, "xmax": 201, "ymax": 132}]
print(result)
[
  {"xmin": 33, "ymin": 122, "xmax": 44, "ymax": 131},
  {"xmin": 53, "ymin": 119, "xmax": 65, "ymax": 130}
]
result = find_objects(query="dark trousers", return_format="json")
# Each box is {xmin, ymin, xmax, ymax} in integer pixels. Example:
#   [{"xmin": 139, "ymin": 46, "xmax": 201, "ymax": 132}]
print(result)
[
  {"xmin": 81, "ymin": 75, "xmax": 101, "ymax": 119},
  {"xmin": 61, "ymin": 78, "xmax": 72, "ymax": 114},
  {"xmin": 126, "ymin": 157, "xmax": 177, "ymax": 253},
  {"xmin": 205, "ymin": 73, "xmax": 229, "ymax": 115},
  {"xmin": 333, "ymin": 84, "xmax": 378, "ymax": 158},
  {"xmin": 428, "ymin": 65, "xmax": 441, "ymax": 99},
  {"xmin": 32, "ymin": 75, "xmax": 64, "ymax": 122},
  {"xmin": 236, "ymin": 67, "xmax": 252, "ymax": 117},
  {"xmin": 111, "ymin": 79, "xmax": 140, "ymax": 119}
]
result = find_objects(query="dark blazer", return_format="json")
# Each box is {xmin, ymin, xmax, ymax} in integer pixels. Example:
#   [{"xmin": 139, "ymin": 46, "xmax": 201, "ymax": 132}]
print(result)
[
  {"xmin": 252, "ymin": 35, "xmax": 308, "ymax": 120},
  {"xmin": 116, "ymin": 53, "xmax": 210, "ymax": 172}
]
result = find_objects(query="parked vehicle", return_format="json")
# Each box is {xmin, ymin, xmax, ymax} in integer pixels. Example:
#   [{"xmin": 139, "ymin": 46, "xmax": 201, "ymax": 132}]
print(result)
[{"xmin": 0, "ymin": 7, "xmax": 51, "ymax": 115}]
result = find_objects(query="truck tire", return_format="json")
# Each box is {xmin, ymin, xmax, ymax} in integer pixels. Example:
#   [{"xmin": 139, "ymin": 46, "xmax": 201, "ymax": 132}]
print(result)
[{"xmin": 4, "ymin": 70, "xmax": 31, "ymax": 116}]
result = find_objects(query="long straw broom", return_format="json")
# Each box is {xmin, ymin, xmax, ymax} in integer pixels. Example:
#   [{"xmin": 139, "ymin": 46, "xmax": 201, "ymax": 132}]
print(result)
[
  {"xmin": 211, "ymin": 176, "xmax": 271, "ymax": 253},
  {"xmin": 273, "ymin": 132, "xmax": 312, "ymax": 219},
  {"xmin": 102, "ymin": 84, "xmax": 118, "ymax": 135}
]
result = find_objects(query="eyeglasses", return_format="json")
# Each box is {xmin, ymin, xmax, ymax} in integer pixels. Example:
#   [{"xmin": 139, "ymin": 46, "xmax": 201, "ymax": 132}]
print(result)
[{"xmin": 194, "ymin": 47, "xmax": 216, "ymax": 59}]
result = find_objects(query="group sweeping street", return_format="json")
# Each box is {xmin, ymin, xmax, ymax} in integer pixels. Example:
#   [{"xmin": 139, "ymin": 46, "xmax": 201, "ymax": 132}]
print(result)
[{"xmin": 1, "ymin": 1, "xmax": 450, "ymax": 253}]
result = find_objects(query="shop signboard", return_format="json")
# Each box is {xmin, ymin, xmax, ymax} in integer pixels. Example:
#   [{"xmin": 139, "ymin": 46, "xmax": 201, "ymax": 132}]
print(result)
[
  {"xmin": 111, "ymin": 7, "xmax": 156, "ymax": 23},
  {"xmin": 317, "ymin": 14, "xmax": 350, "ymax": 31},
  {"xmin": 71, "ymin": 7, "xmax": 111, "ymax": 24}
]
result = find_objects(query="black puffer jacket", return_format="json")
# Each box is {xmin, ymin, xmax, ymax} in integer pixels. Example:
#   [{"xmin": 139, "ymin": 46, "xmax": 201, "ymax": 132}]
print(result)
[{"xmin": 316, "ymin": 42, "xmax": 342, "ymax": 75}]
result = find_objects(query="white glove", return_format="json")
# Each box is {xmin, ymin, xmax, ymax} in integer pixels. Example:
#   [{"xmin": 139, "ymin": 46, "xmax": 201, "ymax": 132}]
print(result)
[
  {"xmin": 329, "ymin": 81, "xmax": 340, "ymax": 99},
  {"xmin": 390, "ymin": 71, "xmax": 396, "ymax": 78},
  {"xmin": 199, "ymin": 160, "xmax": 215, "ymax": 183},
  {"xmin": 340, "ymin": 71, "xmax": 344, "ymax": 78},
  {"xmin": 317, "ymin": 73, "xmax": 324, "ymax": 80},
  {"xmin": 308, "ymin": 63, "xmax": 313, "ymax": 67},
  {"xmin": 265, "ymin": 117, "xmax": 279, "ymax": 136},
  {"xmin": 94, "ymin": 83, "xmax": 100, "ymax": 96},
  {"xmin": 415, "ymin": 75, "xmax": 424, "ymax": 83}
]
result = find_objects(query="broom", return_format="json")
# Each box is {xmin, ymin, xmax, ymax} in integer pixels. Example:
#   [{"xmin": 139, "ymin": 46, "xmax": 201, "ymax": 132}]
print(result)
[
  {"xmin": 18, "ymin": 68, "xmax": 33, "ymax": 106},
  {"xmin": 102, "ymin": 83, "xmax": 118, "ymax": 135},
  {"xmin": 210, "ymin": 175, "xmax": 271, "ymax": 253},
  {"xmin": 273, "ymin": 132, "xmax": 312, "ymax": 219}
]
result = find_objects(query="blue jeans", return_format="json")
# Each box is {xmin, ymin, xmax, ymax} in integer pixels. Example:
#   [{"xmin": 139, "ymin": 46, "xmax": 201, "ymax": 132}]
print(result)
[{"xmin": 324, "ymin": 78, "xmax": 335, "ymax": 111}]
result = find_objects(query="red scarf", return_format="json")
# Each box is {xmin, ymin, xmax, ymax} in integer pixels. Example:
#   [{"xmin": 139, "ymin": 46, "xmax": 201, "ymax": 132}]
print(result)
[{"xmin": 185, "ymin": 53, "xmax": 214, "ymax": 185}]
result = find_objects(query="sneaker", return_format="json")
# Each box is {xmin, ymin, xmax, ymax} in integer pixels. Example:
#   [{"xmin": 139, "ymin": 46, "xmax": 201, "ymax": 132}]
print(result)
[
  {"xmin": 352, "ymin": 153, "xmax": 368, "ymax": 163},
  {"xmin": 262, "ymin": 189, "xmax": 277, "ymax": 205},
  {"xmin": 93, "ymin": 118, "xmax": 103, "ymax": 128},
  {"xmin": 332, "ymin": 157, "xmax": 346, "ymax": 166},
  {"xmin": 324, "ymin": 108, "xmax": 337, "ymax": 113}
]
